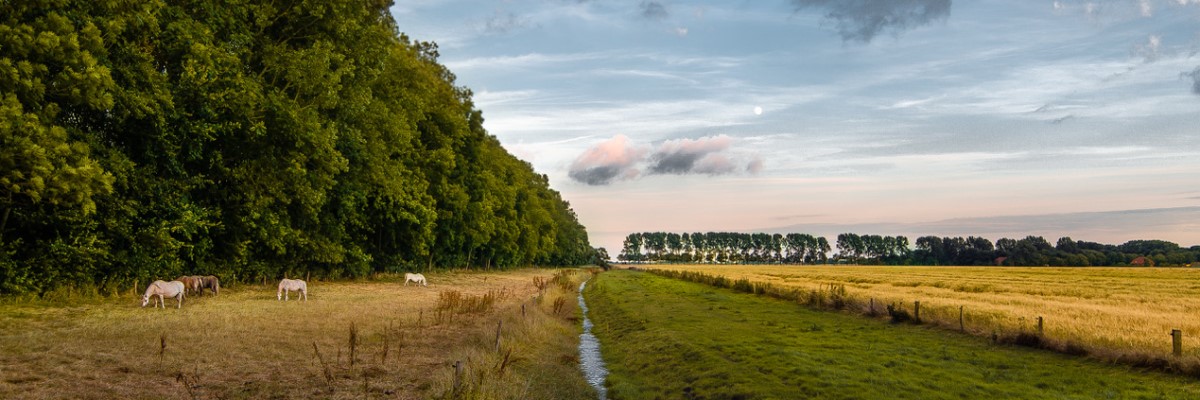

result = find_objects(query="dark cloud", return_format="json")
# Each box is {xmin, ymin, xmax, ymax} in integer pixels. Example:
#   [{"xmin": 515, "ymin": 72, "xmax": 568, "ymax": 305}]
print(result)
[
  {"xmin": 640, "ymin": 1, "xmax": 669, "ymax": 20},
  {"xmin": 567, "ymin": 135, "xmax": 645, "ymax": 186},
  {"xmin": 791, "ymin": 0, "xmax": 952, "ymax": 43},
  {"xmin": 569, "ymin": 165, "xmax": 627, "ymax": 186},
  {"xmin": 1049, "ymin": 115, "xmax": 1076, "ymax": 124},
  {"xmin": 1185, "ymin": 66, "xmax": 1200, "ymax": 95},
  {"xmin": 647, "ymin": 135, "xmax": 734, "ymax": 175},
  {"xmin": 482, "ymin": 12, "xmax": 530, "ymax": 35}
]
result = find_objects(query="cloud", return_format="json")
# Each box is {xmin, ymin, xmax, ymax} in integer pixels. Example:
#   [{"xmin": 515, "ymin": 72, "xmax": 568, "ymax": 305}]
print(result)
[
  {"xmin": 567, "ymin": 135, "xmax": 762, "ymax": 185},
  {"xmin": 568, "ymin": 135, "xmax": 646, "ymax": 186},
  {"xmin": 1134, "ymin": 35, "xmax": 1162, "ymax": 63},
  {"xmin": 1185, "ymin": 66, "xmax": 1200, "ymax": 94},
  {"xmin": 640, "ymin": 1, "xmax": 669, "ymax": 20},
  {"xmin": 790, "ymin": 0, "xmax": 952, "ymax": 43},
  {"xmin": 647, "ymin": 135, "xmax": 734, "ymax": 175},
  {"xmin": 482, "ymin": 12, "xmax": 531, "ymax": 35},
  {"xmin": 1049, "ymin": 114, "xmax": 1076, "ymax": 124},
  {"xmin": 746, "ymin": 157, "xmax": 765, "ymax": 174}
]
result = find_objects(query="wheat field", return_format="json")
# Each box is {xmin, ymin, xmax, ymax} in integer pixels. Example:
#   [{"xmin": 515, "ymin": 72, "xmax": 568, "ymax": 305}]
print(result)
[
  {"xmin": 651, "ymin": 264, "xmax": 1200, "ymax": 369},
  {"xmin": 0, "ymin": 269, "xmax": 597, "ymax": 400}
]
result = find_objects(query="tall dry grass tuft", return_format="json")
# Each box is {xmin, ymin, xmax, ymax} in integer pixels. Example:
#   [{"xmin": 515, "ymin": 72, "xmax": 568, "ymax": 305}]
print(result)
[{"xmin": 426, "ymin": 269, "xmax": 597, "ymax": 400}]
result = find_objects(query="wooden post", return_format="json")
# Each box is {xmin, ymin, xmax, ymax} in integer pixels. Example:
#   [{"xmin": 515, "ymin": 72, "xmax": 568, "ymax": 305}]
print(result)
[
  {"xmin": 1172, "ymin": 329, "xmax": 1183, "ymax": 357},
  {"xmin": 1037, "ymin": 316, "xmax": 1044, "ymax": 336},
  {"xmin": 959, "ymin": 306, "xmax": 965, "ymax": 332},
  {"xmin": 494, "ymin": 320, "xmax": 503, "ymax": 352},
  {"xmin": 453, "ymin": 360, "xmax": 464, "ymax": 392},
  {"xmin": 914, "ymin": 301, "xmax": 921, "ymax": 323},
  {"xmin": 869, "ymin": 298, "xmax": 875, "ymax": 314}
]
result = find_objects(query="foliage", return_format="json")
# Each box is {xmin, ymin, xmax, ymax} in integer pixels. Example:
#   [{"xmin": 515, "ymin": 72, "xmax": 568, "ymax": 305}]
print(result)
[{"xmin": 0, "ymin": 0, "xmax": 592, "ymax": 295}]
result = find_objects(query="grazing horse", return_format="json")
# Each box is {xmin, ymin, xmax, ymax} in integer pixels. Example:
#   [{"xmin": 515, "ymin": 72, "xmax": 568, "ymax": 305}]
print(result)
[
  {"xmin": 199, "ymin": 275, "xmax": 220, "ymax": 296},
  {"xmin": 278, "ymin": 278, "xmax": 307, "ymax": 301},
  {"xmin": 404, "ymin": 273, "xmax": 427, "ymax": 287},
  {"xmin": 142, "ymin": 280, "xmax": 185, "ymax": 309},
  {"xmin": 175, "ymin": 276, "xmax": 201, "ymax": 295}
]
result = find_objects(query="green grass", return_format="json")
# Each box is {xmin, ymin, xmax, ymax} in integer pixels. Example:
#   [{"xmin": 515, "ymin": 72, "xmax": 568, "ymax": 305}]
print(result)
[{"xmin": 585, "ymin": 270, "xmax": 1200, "ymax": 400}]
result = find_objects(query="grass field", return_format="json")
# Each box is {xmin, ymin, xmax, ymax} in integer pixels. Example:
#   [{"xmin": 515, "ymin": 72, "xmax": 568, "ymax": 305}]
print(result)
[
  {"xmin": 0, "ymin": 269, "xmax": 598, "ymax": 400},
  {"xmin": 585, "ymin": 269, "xmax": 1200, "ymax": 399},
  {"xmin": 648, "ymin": 264, "xmax": 1200, "ymax": 372}
]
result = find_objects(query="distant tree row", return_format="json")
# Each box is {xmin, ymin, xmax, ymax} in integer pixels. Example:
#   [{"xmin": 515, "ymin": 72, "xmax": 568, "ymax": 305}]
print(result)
[
  {"xmin": 0, "ymin": 0, "xmax": 594, "ymax": 295},
  {"xmin": 618, "ymin": 232, "xmax": 830, "ymax": 264},
  {"xmin": 618, "ymin": 232, "xmax": 1200, "ymax": 267}
]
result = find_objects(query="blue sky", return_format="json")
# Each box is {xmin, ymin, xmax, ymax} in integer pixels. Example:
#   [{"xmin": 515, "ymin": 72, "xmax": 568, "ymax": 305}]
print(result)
[{"xmin": 392, "ymin": 0, "xmax": 1200, "ymax": 253}]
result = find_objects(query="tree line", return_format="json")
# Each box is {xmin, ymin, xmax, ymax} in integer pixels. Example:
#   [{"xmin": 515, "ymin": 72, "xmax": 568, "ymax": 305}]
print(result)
[
  {"xmin": 618, "ymin": 232, "xmax": 1200, "ymax": 267},
  {"xmin": 618, "ymin": 232, "xmax": 831, "ymax": 264},
  {"xmin": 0, "ymin": 0, "xmax": 594, "ymax": 295}
]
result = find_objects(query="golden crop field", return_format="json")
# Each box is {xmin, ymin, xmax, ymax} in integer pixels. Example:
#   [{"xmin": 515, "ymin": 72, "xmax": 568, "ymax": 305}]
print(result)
[
  {"xmin": 0, "ymin": 269, "xmax": 597, "ymax": 400},
  {"xmin": 651, "ymin": 264, "xmax": 1200, "ymax": 368}
]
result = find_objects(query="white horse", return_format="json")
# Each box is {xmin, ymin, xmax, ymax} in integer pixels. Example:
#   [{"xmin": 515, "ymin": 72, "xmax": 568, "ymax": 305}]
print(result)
[
  {"xmin": 142, "ymin": 280, "xmax": 185, "ymax": 309},
  {"xmin": 278, "ymin": 278, "xmax": 307, "ymax": 301},
  {"xmin": 404, "ymin": 273, "xmax": 427, "ymax": 287}
]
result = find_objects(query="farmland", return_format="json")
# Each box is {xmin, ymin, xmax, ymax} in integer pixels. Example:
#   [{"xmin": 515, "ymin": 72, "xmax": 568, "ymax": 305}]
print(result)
[
  {"xmin": 585, "ymin": 269, "xmax": 1200, "ymax": 399},
  {"xmin": 649, "ymin": 264, "xmax": 1200, "ymax": 370},
  {"xmin": 0, "ymin": 269, "xmax": 597, "ymax": 400}
]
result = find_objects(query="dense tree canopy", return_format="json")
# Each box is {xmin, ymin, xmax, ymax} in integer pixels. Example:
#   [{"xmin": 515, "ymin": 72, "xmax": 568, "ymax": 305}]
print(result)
[{"xmin": 0, "ymin": 0, "xmax": 594, "ymax": 295}]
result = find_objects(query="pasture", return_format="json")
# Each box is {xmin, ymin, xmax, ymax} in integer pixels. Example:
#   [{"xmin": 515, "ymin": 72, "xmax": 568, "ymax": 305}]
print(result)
[
  {"xmin": 650, "ymin": 264, "xmax": 1200, "ymax": 372},
  {"xmin": 585, "ymin": 270, "xmax": 1200, "ymax": 399},
  {"xmin": 0, "ymin": 269, "xmax": 597, "ymax": 400}
]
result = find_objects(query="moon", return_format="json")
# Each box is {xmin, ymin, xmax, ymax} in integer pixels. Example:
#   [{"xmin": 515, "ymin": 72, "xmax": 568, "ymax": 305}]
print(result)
[{"xmin": 753, "ymin": 106, "xmax": 763, "ymax": 115}]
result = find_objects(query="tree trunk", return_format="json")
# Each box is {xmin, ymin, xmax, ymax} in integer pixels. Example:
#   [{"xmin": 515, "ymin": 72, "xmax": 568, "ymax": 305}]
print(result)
[{"xmin": 0, "ymin": 206, "xmax": 10, "ymax": 243}]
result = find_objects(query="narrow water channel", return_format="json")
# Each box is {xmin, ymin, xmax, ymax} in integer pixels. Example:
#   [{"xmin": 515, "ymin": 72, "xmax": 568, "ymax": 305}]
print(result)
[{"xmin": 578, "ymin": 278, "xmax": 608, "ymax": 400}]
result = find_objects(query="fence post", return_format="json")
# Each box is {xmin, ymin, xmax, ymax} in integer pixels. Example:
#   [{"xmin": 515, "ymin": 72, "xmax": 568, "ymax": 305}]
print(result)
[
  {"xmin": 1037, "ymin": 316, "xmax": 1044, "ymax": 336},
  {"xmin": 869, "ymin": 298, "xmax": 875, "ymax": 314},
  {"xmin": 1172, "ymin": 329, "xmax": 1183, "ymax": 357},
  {"xmin": 494, "ymin": 320, "xmax": 503, "ymax": 352},
  {"xmin": 959, "ymin": 306, "xmax": 964, "ymax": 332},
  {"xmin": 914, "ymin": 301, "xmax": 921, "ymax": 323},
  {"xmin": 453, "ymin": 360, "xmax": 463, "ymax": 392}
]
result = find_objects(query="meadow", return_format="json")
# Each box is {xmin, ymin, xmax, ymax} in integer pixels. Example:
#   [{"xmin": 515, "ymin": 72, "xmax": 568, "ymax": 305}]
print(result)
[
  {"xmin": 585, "ymin": 269, "xmax": 1200, "ymax": 399},
  {"xmin": 649, "ymin": 264, "xmax": 1200, "ymax": 373},
  {"xmin": 0, "ymin": 269, "xmax": 597, "ymax": 400}
]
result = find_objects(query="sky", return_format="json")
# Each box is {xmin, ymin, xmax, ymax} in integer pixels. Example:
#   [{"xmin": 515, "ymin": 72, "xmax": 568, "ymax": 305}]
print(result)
[{"xmin": 391, "ymin": 0, "xmax": 1200, "ymax": 254}]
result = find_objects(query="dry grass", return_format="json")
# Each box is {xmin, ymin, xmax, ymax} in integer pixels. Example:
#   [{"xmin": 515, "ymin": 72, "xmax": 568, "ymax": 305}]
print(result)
[
  {"xmin": 0, "ymin": 268, "xmax": 597, "ymax": 400},
  {"xmin": 650, "ymin": 264, "xmax": 1200, "ymax": 373}
]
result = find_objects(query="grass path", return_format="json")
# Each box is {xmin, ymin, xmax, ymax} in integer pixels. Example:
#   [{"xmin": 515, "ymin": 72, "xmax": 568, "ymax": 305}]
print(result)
[{"xmin": 586, "ymin": 270, "xmax": 1200, "ymax": 399}]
